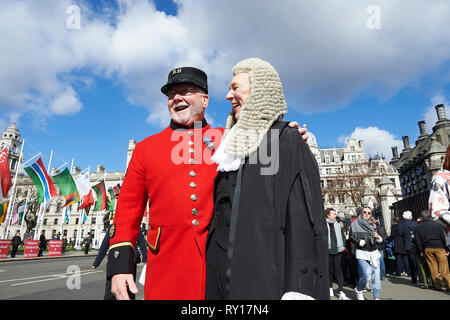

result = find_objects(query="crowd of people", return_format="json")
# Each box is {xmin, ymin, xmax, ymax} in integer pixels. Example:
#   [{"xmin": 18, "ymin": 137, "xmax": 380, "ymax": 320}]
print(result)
[{"xmin": 327, "ymin": 205, "xmax": 450, "ymax": 300}]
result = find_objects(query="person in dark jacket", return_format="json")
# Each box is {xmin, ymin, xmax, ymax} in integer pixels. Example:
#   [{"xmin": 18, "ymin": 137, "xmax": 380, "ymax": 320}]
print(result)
[
  {"xmin": 415, "ymin": 209, "xmax": 450, "ymax": 291},
  {"xmin": 326, "ymin": 208, "xmax": 350, "ymax": 300},
  {"xmin": 38, "ymin": 231, "xmax": 47, "ymax": 257},
  {"xmin": 205, "ymin": 58, "xmax": 328, "ymax": 300},
  {"xmin": 10, "ymin": 231, "xmax": 21, "ymax": 258},
  {"xmin": 398, "ymin": 211, "xmax": 420, "ymax": 284},
  {"xmin": 390, "ymin": 216, "xmax": 408, "ymax": 276},
  {"xmin": 415, "ymin": 213, "xmax": 434, "ymax": 289}
]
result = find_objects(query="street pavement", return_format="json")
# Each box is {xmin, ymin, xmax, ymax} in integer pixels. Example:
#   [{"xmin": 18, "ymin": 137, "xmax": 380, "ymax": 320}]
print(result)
[
  {"xmin": 330, "ymin": 274, "xmax": 450, "ymax": 300},
  {"xmin": 1, "ymin": 251, "xmax": 449, "ymax": 300},
  {"xmin": 0, "ymin": 250, "xmax": 145, "ymax": 300}
]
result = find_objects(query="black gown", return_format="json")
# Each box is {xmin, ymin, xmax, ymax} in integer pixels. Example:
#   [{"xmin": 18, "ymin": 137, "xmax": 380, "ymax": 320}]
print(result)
[{"xmin": 206, "ymin": 121, "xmax": 329, "ymax": 300}]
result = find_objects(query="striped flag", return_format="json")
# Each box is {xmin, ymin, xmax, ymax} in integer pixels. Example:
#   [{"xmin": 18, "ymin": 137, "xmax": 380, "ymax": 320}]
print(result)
[
  {"xmin": 92, "ymin": 180, "xmax": 107, "ymax": 211},
  {"xmin": 52, "ymin": 167, "xmax": 80, "ymax": 207},
  {"xmin": 23, "ymin": 158, "xmax": 57, "ymax": 204},
  {"xmin": 107, "ymin": 188, "xmax": 116, "ymax": 212},
  {"xmin": 0, "ymin": 147, "xmax": 12, "ymax": 200},
  {"xmin": 113, "ymin": 184, "xmax": 121, "ymax": 199},
  {"xmin": 0, "ymin": 201, "xmax": 8, "ymax": 224},
  {"xmin": 10, "ymin": 202, "xmax": 20, "ymax": 225}
]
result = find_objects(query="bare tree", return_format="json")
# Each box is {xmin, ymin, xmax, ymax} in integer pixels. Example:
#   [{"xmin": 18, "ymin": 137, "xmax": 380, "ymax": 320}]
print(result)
[{"xmin": 322, "ymin": 162, "xmax": 378, "ymax": 207}]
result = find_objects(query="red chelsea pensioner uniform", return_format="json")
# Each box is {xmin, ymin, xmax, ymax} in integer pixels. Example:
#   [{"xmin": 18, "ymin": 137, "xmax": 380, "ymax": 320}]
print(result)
[{"xmin": 107, "ymin": 119, "xmax": 223, "ymax": 300}]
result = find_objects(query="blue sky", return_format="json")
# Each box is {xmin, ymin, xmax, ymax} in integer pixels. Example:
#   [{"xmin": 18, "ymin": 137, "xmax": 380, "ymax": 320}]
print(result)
[{"xmin": 1, "ymin": 0, "xmax": 449, "ymax": 173}]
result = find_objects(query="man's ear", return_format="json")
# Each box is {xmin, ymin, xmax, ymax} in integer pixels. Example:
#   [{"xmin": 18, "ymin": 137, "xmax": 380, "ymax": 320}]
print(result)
[{"xmin": 203, "ymin": 94, "xmax": 209, "ymax": 109}]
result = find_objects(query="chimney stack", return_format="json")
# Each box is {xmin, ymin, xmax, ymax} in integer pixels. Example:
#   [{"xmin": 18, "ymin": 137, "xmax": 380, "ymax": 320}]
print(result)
[
  {"xmin": 418, "ymin": 121, "xmax": 427, "ymax": 136},
  {"xmin": 391, "ymin": 146, "xmax": 399, "ymax": 159},
  {"xmin": 402, "ymin": 136, "xmax": 411, "ymax": 150},
  {"xmin": 435, "ymin": 104, "xmax": 447, "ymax": 121}
]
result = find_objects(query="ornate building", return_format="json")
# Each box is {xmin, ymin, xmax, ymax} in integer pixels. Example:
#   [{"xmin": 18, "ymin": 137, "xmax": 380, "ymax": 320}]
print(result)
[
  {"xmin": 306, "ymin": 126, "xmax": 401, "ymax": 233},
  {"xmin": 389, "ymin": 104, "xmax": 450, "ymax": 219}
]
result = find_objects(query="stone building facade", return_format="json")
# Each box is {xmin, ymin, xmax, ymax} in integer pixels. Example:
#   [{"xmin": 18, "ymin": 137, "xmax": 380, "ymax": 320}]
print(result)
[
  {"xmin": 306, "ymin": 127, "xmax": 402, "ymax": 233},
  {"xmin": 389, "ymin": 104, "xmax": 450, "ymax": 220}
]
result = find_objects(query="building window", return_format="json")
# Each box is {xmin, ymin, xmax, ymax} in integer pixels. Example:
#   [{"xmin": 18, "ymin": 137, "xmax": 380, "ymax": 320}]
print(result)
[
  {"xmin": 325, "ymin": 157, "xmax": 330, "ymax": 164},
  {"xmin": 326, "ymin": 168, "xmax": 332, "ymax": 175},
  {"xmin": 320, "ymin": 180, "xmax": 324, "ymax": 189},
  {"xmin": 43, "ymin": 219, "xmax": 47, "ymax": 225},
  {"xmin": 351, "ymin": 155, "xmax": 356, "ymax": 161},
  {"xmin": 92, "ymin": 217, "xmax": 96, "ymax": 225},
  {"xmin": 338, "ymin": 195, "xmax": 345, "ymax": 203},
  {"xmin": 54, "ymin": 218, "xmax": 58, "ymax": 225},
  {"xmin": 351, "ymin": 146, "xmax": 355, "ymax": 152},
  {"xmin": 56, "ymin": 202, "xmax": 62, "ymax": 213}
]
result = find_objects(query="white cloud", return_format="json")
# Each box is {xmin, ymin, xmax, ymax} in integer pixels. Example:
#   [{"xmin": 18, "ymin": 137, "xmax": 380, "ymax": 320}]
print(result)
[
  {"xmin": 338, "ymin": 126, "xmax": 403, "ymax": 161},
  {"xmin": 1, "ymin": 0, "xmax": 450, "ymax": 128}
]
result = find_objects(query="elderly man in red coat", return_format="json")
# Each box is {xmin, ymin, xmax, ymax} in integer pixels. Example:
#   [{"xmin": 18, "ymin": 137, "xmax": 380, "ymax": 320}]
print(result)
[{"xmin": 107, "ymin": 67, "xmax": 307, "ymax": 300}]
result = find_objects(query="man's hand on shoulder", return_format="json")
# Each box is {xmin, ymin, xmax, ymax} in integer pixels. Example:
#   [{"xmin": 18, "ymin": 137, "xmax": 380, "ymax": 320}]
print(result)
[{"xmin": 288, "ymin": 121, "xmax": 308, "ymax": 143}]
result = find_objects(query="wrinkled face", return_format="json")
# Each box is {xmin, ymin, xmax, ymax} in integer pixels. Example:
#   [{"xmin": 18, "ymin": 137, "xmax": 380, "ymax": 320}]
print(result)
[
  {"xmin": 167, "ymin": 83, "xmax": 209, "ymax": 126},
  {"xmin": 226, "ymin": 73, "xmax": 251, "ymax": 120},
  {"xmin": 362, "ymin": 208, "xmax": 372, "ymax": 220},
  {"xmin": 327, "ymin": 210, "xmax": 337, "ymax": 221}
]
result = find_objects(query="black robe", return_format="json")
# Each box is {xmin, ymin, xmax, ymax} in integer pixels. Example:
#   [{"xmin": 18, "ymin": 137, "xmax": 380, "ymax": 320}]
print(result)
[{"xmin": 206, "ymin": 121, "xmax": 329, "ymax": 300}]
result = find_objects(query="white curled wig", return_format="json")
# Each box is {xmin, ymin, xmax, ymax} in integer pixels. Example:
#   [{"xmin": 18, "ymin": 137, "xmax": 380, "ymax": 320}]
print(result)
[{"xmin": 222, "ymin": 57, "xmax": 288, "ymax": 158}]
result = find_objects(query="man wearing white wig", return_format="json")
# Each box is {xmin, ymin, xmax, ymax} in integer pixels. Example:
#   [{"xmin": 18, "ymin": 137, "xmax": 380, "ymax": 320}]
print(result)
[{"xmin": 205, "ymin": 58, "xmax": 329, "ymax": 300}]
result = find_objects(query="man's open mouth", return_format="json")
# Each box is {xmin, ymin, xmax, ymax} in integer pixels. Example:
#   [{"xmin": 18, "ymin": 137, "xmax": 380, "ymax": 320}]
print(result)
[{"xmin": 174, "ymin": 105, "xmax": 189, "ymax": 112}]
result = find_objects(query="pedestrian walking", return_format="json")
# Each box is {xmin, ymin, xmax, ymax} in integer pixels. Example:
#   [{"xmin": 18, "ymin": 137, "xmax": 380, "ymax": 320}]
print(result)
[
  {"xmin": 83, "ymin": 233, "xmax": 93, "ymax": 255},
  {"xmin": 350, "ymin": 207, "xmax": 383, "ymax": 300},
  {"xmin": 62, "ymin": 235, "xmax": 68, "ymax": 255},
  {"xmin": 398, "ymin": 211, "xmax": 420, "ymax": 284},
  {"xmin": 326, "ymin": 208, "xmax": 350, "ymax": 300},
  {"xmin": 10, "ymin": 231, "xmax": 21, "ymax": 258},
  {"xmin": 415, "ymin": 214, "xmax": 433, "ymax": 289},
  {"xmin": 415, "ymin": 209, "xmax": 450, "ymax": 291},
  {"xmin": 390, "ymin": 216, "xmax": 408, "ymax": 276},
  {"xmin": 38, "ymin": 231, "xmax": 47, "ymax": 257}
]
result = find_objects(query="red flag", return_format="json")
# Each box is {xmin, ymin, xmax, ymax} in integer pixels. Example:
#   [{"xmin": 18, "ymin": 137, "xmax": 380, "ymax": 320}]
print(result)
[
  {"xmin": 0, "ymin": 148, "xmax": 12, "ymax": 199},
  {"xmin": 79, "ymin": 189, "xmax": 94, "ymax": 210}
]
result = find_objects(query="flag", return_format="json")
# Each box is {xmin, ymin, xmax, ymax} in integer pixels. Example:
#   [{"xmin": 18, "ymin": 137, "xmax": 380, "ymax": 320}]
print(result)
[
  {"xmin": 23, "ymin": 157, "xmax": 57, "ymax": 204},
  {"xmin": 79, "ymin": 189, "xmax": 94, "ymax": 209},
  {"xmin": 0, "ymin": 147, "xmax": 12, "ymax": 200},
  {"xmin": 82, "ymin": 207, "xmax": 90, "ymax": 223},
  {"xmin": 10, "ymin": 202, "xmax": 20, "ymax": 225},
  {"xmin": 113, "ymin": 184, "xmax": 121, "ymax": 199},
  {"xmin": 107, "ymin": 188, "xmax": 116, "ymax": 212},
  {"xmin": 92, "ymin": 180, "xmax": 107, "ymax": 211},
  {"xmin": 52, "ymin": 167, "xmax": 80, "ymax": 207},
  {"xmin": 64, "ymin": 207, "xmax": 70, "ymax": 224},
  {"xmin": 62, "ymin": 192, "xmax": 77, "ymax": 208},
  {"xmin": 75, "ymin": 171, "xmax": 94, "ymax": 209},
  {"xmin": 18, "ymin": 201, "xmax": 27, "ymax": 223},
  {"xmin": 0, "ymin": 201, "xmax": 8, "ymax": 224}
]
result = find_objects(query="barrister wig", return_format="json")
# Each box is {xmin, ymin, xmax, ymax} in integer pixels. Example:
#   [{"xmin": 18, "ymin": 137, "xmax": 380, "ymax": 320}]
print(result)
[{"xmin": 222, "ymin": 57, "xmax": 288, "ymax": 158}]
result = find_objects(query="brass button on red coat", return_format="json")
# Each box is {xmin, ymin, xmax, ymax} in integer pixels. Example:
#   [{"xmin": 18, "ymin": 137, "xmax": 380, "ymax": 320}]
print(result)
[
  {"xmin": 189, "ymin": 171, "xmax": 196, "ymax": 177},
  {"xmin": 191, "ymin": 194, "xmax": 198, "ymax": 201},
  {"xmin": 190, "ymin": 182, "xmax": 196, "ymax": 188},
  {"xmin": 192, "ymin": 208, "xmax": 198, "ymax": 216},
  {"xmin": 192, "ymin": 219, "xmax": 199, "ymax": 226}
]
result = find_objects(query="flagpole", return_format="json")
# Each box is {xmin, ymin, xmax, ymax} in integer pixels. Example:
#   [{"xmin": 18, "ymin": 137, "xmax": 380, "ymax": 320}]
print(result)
[
  {"xmin": 59, "ymin": 158, "xmax": 74, "ymax": 237},
  {"xmin": 75, "ymin": 166, "xmax": 89, "ymax": 250},
  {"xmin": 34, "ymin": 150, "xmax": 53, "ymax": 240},
  {"xmin": 19, "ymin": 187, "xmax": 31, "ymax": 236},
  {"xmin": 2, "ymin": 139, "xmax": 24, "ymax": 239}
]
